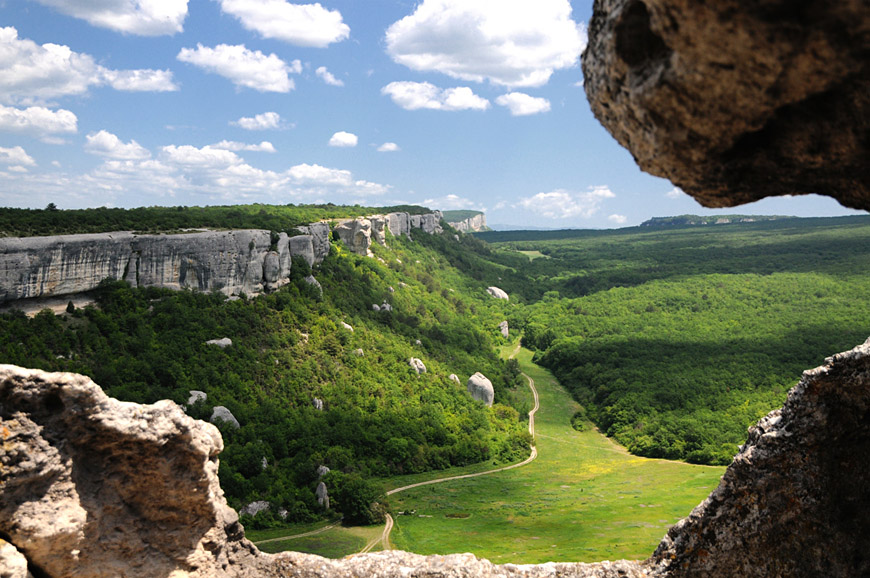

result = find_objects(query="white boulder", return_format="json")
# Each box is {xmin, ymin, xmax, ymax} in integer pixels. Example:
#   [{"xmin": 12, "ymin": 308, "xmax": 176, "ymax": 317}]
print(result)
[{"xmin": 467, "ymin": 372, "xmax": 494, "ymax": 406}]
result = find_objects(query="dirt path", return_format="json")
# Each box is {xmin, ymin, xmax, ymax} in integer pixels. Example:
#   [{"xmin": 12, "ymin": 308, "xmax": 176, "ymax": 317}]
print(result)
[
  {"xmin": 360, "ymin": 344, "xmax": 540, "ymax": 554},
  {"xmin": 253, "ymin": 520, "xmax": 341, "ymax": 546}
]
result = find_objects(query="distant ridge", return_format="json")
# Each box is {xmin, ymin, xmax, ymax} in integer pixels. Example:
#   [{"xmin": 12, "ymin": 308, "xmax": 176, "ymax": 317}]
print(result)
[
  {"xmin": 640, "ymin": 214, "xmax": 792, "ymax": 227},
  {"xmin": 442, "ymin": 210, "xmax": 489, "ymax": 232}
]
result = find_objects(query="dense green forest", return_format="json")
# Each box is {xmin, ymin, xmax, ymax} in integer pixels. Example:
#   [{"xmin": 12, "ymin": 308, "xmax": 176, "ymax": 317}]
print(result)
[
  {"xmin": 0, "ymin": 219, "xmax": 530, "ymax": 527},
  {"xmin": 3, "ymin": 208, "xmax": 869, "ymax": 525},
  {"xmin": 0, "ymin": 203, "xmax": 431, "ymax": 237}
]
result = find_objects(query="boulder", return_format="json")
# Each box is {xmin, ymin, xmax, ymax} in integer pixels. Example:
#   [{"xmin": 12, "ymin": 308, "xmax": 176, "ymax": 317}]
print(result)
[
  {"xmin": 188, "ymin": 390, "xmax": 207, "ymax": 405},
  {"xmin": 372, "ymin": 304, "xmax": 381, "ymax": 312},
  {"xmin": 499, "ymin": 320, "xmax": 509, "ymax": 338},
  {"xmin": 354, "ymin": 349, "xmax": 365, "ymax": 357},
  {"xmin": 316, "ymin": 465, "xmax": 331, "ymax": 478},
  {"xmin": 409, "ymin": 358, "xmax": 426, "ymax": 374},
  {"xmin": 487, "ymin": 286, "xmax": 509, "ymax": 300},
  {"xmin": 312, "ymin": 397, "xmax": 324, "ymax": 411},
  {"xmin": 467, "ymin": 372, "xmax": 495, "ymax": 406},
  {"xmin": 303, "ymin": 275, "xmax": 322, "ymax": 298},
  {"xmin": 582, "ymin": 0, "xmax": 870, "ymax": 210},
  {"xmin": 210, "ymin": 406, "xmax": 240, "ymax": 429},
  {"xmin": 340, "ymin": 321, "xmax": 353, "ymax": 332},
  {"xmin": 449, "ymin": 374, "xmax": 461, "ymax": 385},
  {"xmin": 239, "ymin": 501, "xmax": 270, "ymax": 518},
  {"xmin": 315, "ymin": 482, "xmax": 329, "ymax": 510},
  {"xmin": 0, "ymin": 365, "xmax": 266, "ymax": 577},
  {"xmin": 205, "ymin": 337, "xmax": 232, "ymax": 348},
  {"xmin": 262, "ymin": 251, "xmax": 281, "ymax": 286},
  {"xmin": 333, "ymin": 218, "xmax": 372, "ymax": 256}
]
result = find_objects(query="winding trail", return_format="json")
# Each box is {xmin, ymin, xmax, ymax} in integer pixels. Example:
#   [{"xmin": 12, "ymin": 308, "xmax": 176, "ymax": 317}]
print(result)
[
  {"xmin": 357, "ymin": 344, "xmax": 540, "ymax": 554},
  {"xmin": 253, "ymin": 520, "xmax": 341, "ymax": 546}
]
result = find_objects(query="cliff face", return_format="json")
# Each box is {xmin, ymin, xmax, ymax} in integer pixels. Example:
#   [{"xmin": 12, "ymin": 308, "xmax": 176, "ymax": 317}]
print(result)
[
  {"xmin": 2, "ymin": 338, "xmax": 868, "ymax": 576},
  {"xmin": 0, "ymin": 212, "xmax": 442, "ymax": 304},
  {"xmin": 448, "ymin": 213, "xmax": 487, "ymax": 233}
]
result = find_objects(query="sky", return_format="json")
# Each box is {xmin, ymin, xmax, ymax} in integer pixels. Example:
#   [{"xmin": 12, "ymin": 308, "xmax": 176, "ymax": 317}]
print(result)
[{"xmin": 0, "ymin": 0, "xmax": 864, "ymax": 229}]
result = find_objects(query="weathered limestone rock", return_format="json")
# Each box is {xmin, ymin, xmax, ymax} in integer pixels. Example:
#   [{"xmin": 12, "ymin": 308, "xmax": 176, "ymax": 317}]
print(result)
[
  {"xmin": 340, "ymin": 321, "xmax": 353, "ymax": 332},
  {"xmin": 210, "ymin": 406, "xmax": 240, "ymax": 429},
  {"xmin": 315, "ymin": 482, "xmax": 329, "ymax": 510},
  {"xmin": 467, "ymin": 372, "xmax": 495, "ymax": 406},
  {"xmin": 647, "ymin": 338, "xmax": 870, "ymax": 578},
  {"xmin": 372, "ymin": 304, "xmax": 381, "ymax": 312},
  {"xmin": 312, "ymin": 398, "xmax": 324, "ymax": 411},
  {"xmin": 410, "ymin": 213, "xmax": 443, "ymax": 235},
  {"xmin": 316, "ymin": 465, "xmax": 330, "ymax": 478},
  {"xmin": 288, "ymin": 235, "xmax": 316, "ymax": 268},
  {"xmin": 385, "ymin": 212, "xmax": 411, "ymax": 238},
  {"xmin": 303, "ymin": 275, "xmax": 322, "ymax": 298},
  {"xmin": 333, "ymin": 218, "xmax": 372, "ymax": 256},
  {"xmin": 370, "ymin": 214, "xmax": 388, "ymax": 246},
  {"xmin": 188, "ymin": 390, "xmax": 207, "ymax": 405},
  {"xmin": 0, "ymin": 539, "xmax": 29, "ymax": 578},
  {"xmin": 206, "ymin": 337, "xmax": 233, "ymax": 348},
  {"xmin": 499, "ymin": 320, "xmax": 509, "ymax": 338},
  {"xmin": 448, "ymin": 212, "xmax": 487, "ymax": 233},
  {"xmin": 294, "ymin": 223, "xmax": 331, "ymax": 264},
  {"xmin": 262, "ymin": 251, "xmax": 281, "ymax": 285},
  {"xmin": 449, "ymin": 374, "xmax": 461, "ymax": 385},
  {"xmin": 0, "ymin": 365, "xmax": 267, "ymax": 577},
  {"xmin": 240, "ymin": 501, "xmax": 271, "ymax": 518},
  {"xmin": 487, "ymin": 286, "xmax": 509, "ymax": 300},
  {"xmin": 409, "ymin": 358, "xmax": 427, "ymax": 375},
  {"xmin": 583, "ymin": 0, "xmax": 870, "ymax": 209}
]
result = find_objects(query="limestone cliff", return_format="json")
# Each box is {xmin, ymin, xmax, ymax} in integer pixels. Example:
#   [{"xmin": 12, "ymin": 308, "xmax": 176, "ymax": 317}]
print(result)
[{"xmin": 448, "ymin": 212, "xmax": 488, "ymax": 233}]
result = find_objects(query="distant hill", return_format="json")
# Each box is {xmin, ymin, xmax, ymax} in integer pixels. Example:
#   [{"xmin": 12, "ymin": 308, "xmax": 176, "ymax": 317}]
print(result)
[{"xmin": 640, "ymin": 214, "xmax": 792, "ymax": 227}]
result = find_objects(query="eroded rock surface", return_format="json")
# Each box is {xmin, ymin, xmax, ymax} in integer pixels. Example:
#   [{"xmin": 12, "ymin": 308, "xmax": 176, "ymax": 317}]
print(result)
[
  {"xmin": 583, "ymin": 0, "xmax": 870, "ymax": 209},
  {"xmin": 0, "ymin": 365, "xmax": 267, "ymax": 577},
  {"xmin": 409, "ymin": 358, "xmax": 427, "ymax": 375},
  {"xmin": 333, "ymin": 218, "xmax": 373, "ymax": 256},
  {"xmin": 467, "ymin": 372, "xmax": 495, "ymax": 406},
  {"xmin": 487, "ymin": 286, "xmax": 509, "ymax": 300}
]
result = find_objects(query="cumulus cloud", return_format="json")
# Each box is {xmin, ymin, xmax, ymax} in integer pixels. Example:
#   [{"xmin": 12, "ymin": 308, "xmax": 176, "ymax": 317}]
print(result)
[
  {"xmin": 381, "ymin": 81, "xmax": 489, "ymax": 111},
  {"xmin": 161, "ymin": 145, "xmax": 242, "ymax": 167},
  {"xmin": 33, "ymin": 0, "xmax": 188, "ymax": 36},
  {"xmin": 328, "ymin": 131, "xmax": 358, "ymax": 147},
  {"xmin": 211, "ymin": 140, "xmax": 276, "ymax": 152},
  {"xmin": 316, "ymin": 66, "xmax": 344, "ymax": 87},
  {"xmin": 0, "ymin": 27, "xmax": 177, "ymax": 104},
  {"xmin": 0, "ymin": 104, "xmax": 77, "ymax": 139},
  {"xmin": 231, "ymin": 111, "xmax": 284, "ymax": 130},
  {"xmin": 385, "ymin": 0, "xmax": 586, "ymax": 88},
  {"xmin": 666, "ymin": 187, "xmax": 685, "ymax": 199},
  {"xmin": 218, "ymin": 0, "xmax": 349, "ymax": 47},
  {"xmin": 608, "ymin": 213, "xmax": 627, "ymax": 224},
  {"xmin": 0, "ymin": 146, "xmax": 36, "ymax": 166},
  {"xmin": 517, "ymin": 186, "xmax": 615, "ymax": 219},
  {"xmin": 85, "ymin": 130, "xmax": 151, "ymax": 160},
  {"xmin": 422, "ymin": 193, "xmax": 483, "ymax": 211},
  {"xmin": 377, "ymin": 142, "xmax": 400, "ymax": 152},
  {"xmin": 177, "ymin": 44, "xmax": 300, "ymax": 92},
  {"xmin": 495, "ymin": 92, "xmax": 551, "ymax": 116}
]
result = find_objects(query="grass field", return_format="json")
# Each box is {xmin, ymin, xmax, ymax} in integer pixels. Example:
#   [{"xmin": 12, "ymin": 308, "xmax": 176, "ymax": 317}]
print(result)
[{"xmin": 387, "ymin": 348, "xmax": 725, "ymax": 563}]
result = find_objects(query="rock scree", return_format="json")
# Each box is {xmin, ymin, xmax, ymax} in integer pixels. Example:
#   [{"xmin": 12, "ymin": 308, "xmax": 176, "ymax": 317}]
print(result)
[{"xmin": 582, "ymin": 0, "xmax": 870, "ymax": 210}]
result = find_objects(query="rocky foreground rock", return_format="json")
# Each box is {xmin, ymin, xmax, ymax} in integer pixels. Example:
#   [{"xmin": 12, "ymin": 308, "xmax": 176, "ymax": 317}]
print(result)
[
  {"xmin": 583, "ymin": 0, "xmax": 870, "ymax": 210},
  {"xmin": 2, "ymin": 338, "xmax": 868, "ymax": 576}
]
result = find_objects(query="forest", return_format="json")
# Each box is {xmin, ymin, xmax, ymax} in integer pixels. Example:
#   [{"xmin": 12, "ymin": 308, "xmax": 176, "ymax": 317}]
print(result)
[{"xmin": 2, "ymin": 208, "xmax": 869, "ymax": 526}]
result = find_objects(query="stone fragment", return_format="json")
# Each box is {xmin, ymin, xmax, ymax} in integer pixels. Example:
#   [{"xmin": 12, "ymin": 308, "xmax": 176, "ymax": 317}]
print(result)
[
  {"xmin": 205, "ymin": 337, "xmax": 233, "ymax": 348},
  {"xmin": 315, "ymin": 482, "xmax": 329, "ymax": 509},
  {"xmin": 188, "ymin": 390, "xmax": 207, "ymax": 405},
  {"xmin": 210, "ymin": 406, "xmax": 240, "ymax": 429},
  {"xmin": 487, "ymin": 286, "xmax": 509, "ymax": 300},
  {"xmin": 582, "ymin": 0, "xmax": 870, "ymax": 210},
  {"xmin": 409, "ymin": 358, "xmax": 426, "ymax": 374},
  {"xmin": 467, "ymin": 372, "xmax": 494, "ymax": 406},
  {"xmin": 499, "ymin": 320, "xmax": 509, "ymax": 338}
]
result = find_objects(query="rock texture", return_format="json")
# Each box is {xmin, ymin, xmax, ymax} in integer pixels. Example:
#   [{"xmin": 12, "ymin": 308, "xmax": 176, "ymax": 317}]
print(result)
[
  {"xmin": 370, "ymin": 215, "xmax": 388, "ymax": 246},
  {"xmin": 385, "ymin": 212, "xmax": 411, "ymax": 238},
  {"xmin": 0, "ymin": 365, "xmax": 268, "ymax": 577},
  {"xmin": 333, "ymin": 218, "xmax": 372, "ymax": 256},
  {"xmin": 206, "ymin": 337, "xmax": 233, "ymax": 348},
  {"xmin": 467, "ymin": 372, "xmax": 495, "ymax": 406},
  {"xmin": 409, "ymin": 358, "xmax": 427, "ymax": 375},
  {"xmin": 499, "ymin": 321, "xmax": 509, "ymax": 338},
  {"xmin": 448, "ymin": 212, "xmax": 487, "ymax": 233},
  {"xmin": 293, "ymin": 223, "xmax": 331, "ymax": 265},
  {"xmin": 210, "ymin": 406, "xmax": 240, "ymax": 429},
  {"xmin": 647, "ymin": 337, "xmax": 870, "ymax": 578},
  {"xmin": 583, "ymin": 0, "xmax": 870, "ymax": 210},
  {"xmin": 487, "ymin": 286, "xmax": 509, "ymax": 300},
  {"xmin": 315, "ymin": 482, "xmax": 329, "ymax": 510},
  {"xmin": 411, "ymin": 212, "xmax": 444, "ymax": 234}
]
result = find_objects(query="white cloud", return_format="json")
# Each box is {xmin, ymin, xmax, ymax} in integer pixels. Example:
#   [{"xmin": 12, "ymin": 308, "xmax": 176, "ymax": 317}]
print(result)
[
  {"xmin": 377, "ymin": 142, "xmax": 400, "ymax": 152},
  {"xmin": 422, "ymin": 193, "xmax": 483, "ymax": 211},
  {"xmin": 517, "ymin": 186, "xmax": 615, "ymax": 219},
  {"xmin": 211, "ymin": 140, "xmax": 276, "ymax": 152},
  {"xmin": 381, "ymin": 81, "xmax": 489, "ymax": 111},
  {"xmin": 0, "ymin": 146, "xmax": 36, "ymax": 166},
  {"xmin": 33, "ymin": 0, "xmax": 188, "ymax": 36},
  {"xmin": 385, "ymin": 0, "xmax": 587, "ymax": 88},
  {"xmin": 85, "ymin": 130, "xmax": 151, "ymax": 160},
  {"xmin": 161, "ymin": 145, "xmax": 242, "ymax": 167},
  {"xmin": 608, "ymin": 214, "xmax": 627, "ymax": 224},
  {"xmin": 177, "ymin": 44, "xmax": 300, "ymax": 92},
  {"xmin": 666, "ymin": 187, "xmax": 685, "ymax": 199},
  {"xmin": 328, "ymin": 131, "xmax": 358, "ymax": 147},
  {"xmin": 495, "ymin": 92, "xmax": 551, "ymax": 116},
  {"xmin": 218, "ymin": 0, "xmax": 349, "ymax": 47},
  {"xmin": 0, "ymin": 27, "xmax": 177, "ymax": 104},
  {"xmin": 0, "ymin": 104, "xmax": 77, "ymax": 139},
  {"xmin": 316, "ymin": 66, "xmax": 344, "ymax": 87},
  {"xmin": 231, "ymin": 112, "xmax": 284, "ymax": 131}
]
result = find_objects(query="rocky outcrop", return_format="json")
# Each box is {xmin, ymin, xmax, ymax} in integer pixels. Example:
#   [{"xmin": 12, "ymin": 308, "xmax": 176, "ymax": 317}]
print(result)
[
  {"xmin": 411, "ymin": 212, "xmax": 444, "ymax": 234},
  {"xmin": 292, "ymin": 222, "xmax": 331, "ymax": 265},
  {"xmin": 582, "ymin": 0, "xmax": 870, "ymax": 210},
  {"xmin": 467, "ymin": 372, "xmax": 495, "ymax": 406},
  {"xmin": 188, "ymin": 390, "xmax": 207, "ymax": 405},
  {"xmin": 315, "ymin": 482, "xmax": 329, "ymax": 510},
  {"xmin": 206, "ymin": 337, "xmax": 233, "ymax": 348},
  {"xmin": 385, "ymin": 212, "xmax": 411, "ymax": 238},
  {"xmin": 487, "ymin": 286, "xmax": 509, "ymax": 300},
  {"xmin": 499, "ymin": 321, "xmax": 509, "ymax": 338},
  {"xmin": 449, "ymin": 374, "xmax": 461, "ymax": 385},
  {"xmin": 370, "ymin": 215, "xmax": 388, "ymax": 246},
  {"xmin": 409, "ymin": 358, "xmax": 427, "ymax": 375},
  {"xmin": 448, "ymin": 212, "xmax": 488, "ymax": 233},
  {"xmin": 0, "ymin": 365, "xmax": 267, "ymax": 577},
  {"xmin": 333, "ymin": 218, "xmax": 372, "ymax": 256},
  {"xmin": 210, "ymin": 406, "xmax": 240, "ymax": 429},
  {"xmin": 240, "ymin": 501, "xmax": 271, "ymax": 518}
]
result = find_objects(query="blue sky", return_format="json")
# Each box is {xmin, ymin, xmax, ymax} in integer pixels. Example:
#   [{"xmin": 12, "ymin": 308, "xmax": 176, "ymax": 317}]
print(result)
[{"xmin": 0, "ymin": 0, "xmax": 863, "ymax": 229}]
